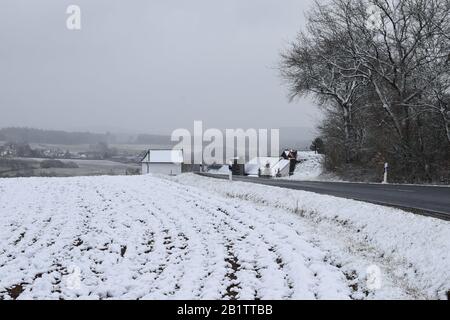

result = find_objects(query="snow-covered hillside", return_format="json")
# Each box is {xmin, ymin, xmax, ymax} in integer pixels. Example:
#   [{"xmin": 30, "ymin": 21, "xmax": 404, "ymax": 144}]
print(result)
[
  {"xmin": 287, "ymin": 151, "xmax": 325, "ymax": 180},
  {"xmin": 0, "ymin": 174, "xmax": 449, "ymax": 300}
]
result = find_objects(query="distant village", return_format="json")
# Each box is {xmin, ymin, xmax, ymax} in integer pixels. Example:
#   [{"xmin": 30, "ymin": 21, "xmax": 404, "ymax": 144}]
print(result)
[
  {"xmin": 0, "ymin": 128, "xmax": 322, "ymax": 179},
  {"xmin": 0, "ymin": 141, "xmax": 143, "ymax": 178},
  {"xmin": 0, "ymin": 141, "xmax": 140, "ymax": 163}
]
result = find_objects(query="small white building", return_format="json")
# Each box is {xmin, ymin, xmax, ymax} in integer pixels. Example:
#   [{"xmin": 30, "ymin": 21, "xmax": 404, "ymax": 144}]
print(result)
[
  {"xmin": 141, "ymin": 149, "xmax": 183, "ymax": 175},
  {"xmin": 245, "ymin": 157, "xmax": 290, "ymax": 177}
]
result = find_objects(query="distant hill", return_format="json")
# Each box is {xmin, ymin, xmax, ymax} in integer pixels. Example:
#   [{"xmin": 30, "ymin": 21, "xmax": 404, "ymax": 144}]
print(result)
[
  {"xmin": 0, "ymin": 127, "xmax": 174, "ymax": 146},
  {"xmin": 133, "ymin": 134, "xmax": 173, "ymax": 146},
  {"xmin": 0, "ymin": 127, "xmax": 113, "ymax": 145},
  {"xmin": 0, "ymin": 126, "xmax": 315, "ymax": 150}
]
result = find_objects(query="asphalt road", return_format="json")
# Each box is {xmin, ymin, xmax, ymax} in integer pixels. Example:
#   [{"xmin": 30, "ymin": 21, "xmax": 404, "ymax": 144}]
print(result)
[{"xmin": 197, "ymin": 173, "xmax": 450, "ymax": 220}]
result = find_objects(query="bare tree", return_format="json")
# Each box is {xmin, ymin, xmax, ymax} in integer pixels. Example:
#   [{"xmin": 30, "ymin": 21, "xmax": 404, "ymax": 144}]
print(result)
[
  {"xmin": 281, "ymin": 0, "xmax": 450, "ymax": 182},
  {"xmin": 320, "ymin": 0, "xmax": 450, "ymax": 145},
  {"xmin": 281, "ymin": 20, "xmax": 367, "ymax": 162}
]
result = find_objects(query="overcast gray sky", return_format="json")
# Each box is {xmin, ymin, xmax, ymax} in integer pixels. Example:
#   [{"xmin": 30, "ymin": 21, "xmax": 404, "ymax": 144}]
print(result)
[{"xmin": 0, "ymin": 0, "xmax": 320, "ymax": 134}]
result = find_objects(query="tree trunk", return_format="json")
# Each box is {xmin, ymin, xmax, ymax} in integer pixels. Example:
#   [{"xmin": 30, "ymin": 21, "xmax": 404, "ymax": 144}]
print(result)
[
  {"xmin": 443, "ymin": 110, "xmax": 450, "ymax": 144},
  {"xmin": 372, "ymin": 81, "xmax": 404, "ymax": 140},
  {"xmin": 342, "ymin": 104, "xmax": 355, "ymax": 163},
  {"xmin": 445, "ymin": 119, "xmax": 450, "ymax": 144}
]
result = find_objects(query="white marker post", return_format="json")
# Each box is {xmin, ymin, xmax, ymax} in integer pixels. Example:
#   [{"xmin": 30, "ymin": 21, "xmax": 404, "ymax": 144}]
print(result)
[{"xmin": 382, "ymin": 162, "xmax": 388, "ymax": 184}]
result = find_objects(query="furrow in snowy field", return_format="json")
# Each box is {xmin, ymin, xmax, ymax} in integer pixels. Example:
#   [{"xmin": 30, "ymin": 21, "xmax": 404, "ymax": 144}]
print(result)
[
  {"xmin": 1, "ymin": 174, "xmax": 449, "ymax": 300},
  {"xmin": 0, "ymin": 175, "xmax": 350, "ymax": 299},
  {"xmin": 169, "ymin": 173, "xmax": 450, "ymax": 299}
]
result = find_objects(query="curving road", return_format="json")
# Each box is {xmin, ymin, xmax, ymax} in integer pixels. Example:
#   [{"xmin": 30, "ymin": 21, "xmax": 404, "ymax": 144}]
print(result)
[{"xmin": 198, "ymin": 173, "xmax": 450, "ymax": 220}]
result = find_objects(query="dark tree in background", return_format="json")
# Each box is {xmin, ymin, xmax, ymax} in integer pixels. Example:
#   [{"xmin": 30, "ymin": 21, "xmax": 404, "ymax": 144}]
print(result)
[
  {"xmin": 281, "ymin": 0, "xmax": 450, "ymax": 183},
  {"xmin": 310, "ymin": 137, "xmax": 325, "ymax": 154}
]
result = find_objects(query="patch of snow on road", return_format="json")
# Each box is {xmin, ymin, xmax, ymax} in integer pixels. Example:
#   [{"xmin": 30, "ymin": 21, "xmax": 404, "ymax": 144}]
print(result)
[{"xmin": 207, "ymin": 165, "xmax": 229, "ymax": 175}]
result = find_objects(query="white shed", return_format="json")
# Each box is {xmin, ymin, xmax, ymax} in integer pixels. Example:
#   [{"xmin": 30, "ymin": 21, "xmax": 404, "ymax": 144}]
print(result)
[
  {"xmin": 245, "ymin": 157, "xmax": 290, "ymax": 177},
  {"xmin": 141, "ymin": 149, "xmax": 183, "ymax": 175}
]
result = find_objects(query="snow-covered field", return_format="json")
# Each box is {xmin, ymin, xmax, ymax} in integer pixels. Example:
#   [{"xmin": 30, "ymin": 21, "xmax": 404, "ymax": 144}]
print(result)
[{"xmin": 0, "ymin": 174, "xmax": 449, "ymax": 300}]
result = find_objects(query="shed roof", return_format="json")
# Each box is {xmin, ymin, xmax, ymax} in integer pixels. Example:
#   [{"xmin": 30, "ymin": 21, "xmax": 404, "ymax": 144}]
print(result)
[{"xmin": 141, "ymin": 149, "xmax": 183, "ymax": 163}]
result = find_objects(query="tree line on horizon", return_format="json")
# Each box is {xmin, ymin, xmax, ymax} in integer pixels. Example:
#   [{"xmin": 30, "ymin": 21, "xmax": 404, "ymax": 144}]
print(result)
[
  {"xmin": 0, "ymin": 127, "xmax": 172, "ymax": 146},
  {"xmin": 0, "ymin": 127, "xmax": 114, "ymax": 145},
  {"xmin": 281, "ymin": 0, "xmax": 450, "ymax": 183}
]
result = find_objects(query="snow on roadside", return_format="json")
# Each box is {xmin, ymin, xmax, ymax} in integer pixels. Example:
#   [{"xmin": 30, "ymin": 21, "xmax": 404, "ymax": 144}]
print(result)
[
  {"xmin": 170, "ymin": 174, "xmax": 450, "ymax": 299},
  {"xmin": 282, "ymin": 151, "xmax": 339, "ymax": 181},
  {"xmin": 291, "ymin": 151, "xmax": 324, "ymax": 180}
]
